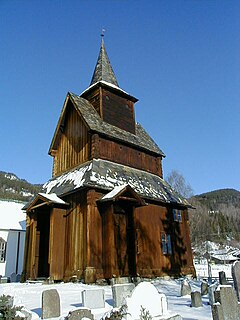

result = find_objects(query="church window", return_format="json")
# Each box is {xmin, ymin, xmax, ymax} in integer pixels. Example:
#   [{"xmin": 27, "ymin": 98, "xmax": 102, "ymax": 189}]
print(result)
[
  {"xmin": 161, "ymin": 233, "xmax": 172, "ymax": 255},
  {"xmin": 0, "ymin": 238, "xmax": 6, "ymax": 262},
  {"xmin": 173, "ymin": 209, "xmax": 182, "ymax": 222}
]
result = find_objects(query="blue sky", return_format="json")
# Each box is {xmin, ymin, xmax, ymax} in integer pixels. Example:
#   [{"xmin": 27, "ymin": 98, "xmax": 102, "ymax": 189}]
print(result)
[{"xmin": 1, "ymin": 0, "xmax": 239, "ymax": 195}]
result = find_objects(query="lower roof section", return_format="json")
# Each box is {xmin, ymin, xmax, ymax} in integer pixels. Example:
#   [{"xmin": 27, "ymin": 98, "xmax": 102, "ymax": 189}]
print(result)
[{"xmin": 41, "ymin": 159, "xmax": 191, "ymax": 207}]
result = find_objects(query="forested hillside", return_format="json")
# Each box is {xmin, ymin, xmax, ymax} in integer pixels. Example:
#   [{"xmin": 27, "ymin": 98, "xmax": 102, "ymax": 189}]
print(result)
[
  {"xmin": 189, "ymin": 189, "xmax": 240, "ymax": 246},
  {"xmin": 0, "ymin": 171, "xmax": 42, "ymax": 201}
]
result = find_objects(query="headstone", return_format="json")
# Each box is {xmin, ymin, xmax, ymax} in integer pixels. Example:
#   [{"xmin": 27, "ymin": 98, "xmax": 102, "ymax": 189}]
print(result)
[
  {"xmin": 10, "ymin": 272, "xmax": 16, "ymax": 283},
  {"xmin": 16, "ymin": 274, "xmax": 21, "ymax": 282},
  {"xmin": 191, "ymin": 291, "xmax": 203, "ymax": 308},
  {"xmin": 81, "ymin": 289, "xmax": 105, "ymax": 309},
  {"xmin": 211, "ymin": 285, "xmax": 240, "ymax": 320},
  {"xmin": 84, "ymin": 267, "xmax": 96, "ymax": 284},
  {"xmin": 112, "ymin": 283, "xmax": 135, "ymax": 307},
  {"xmin": 65, "ymin": 308, "xmax": 94, "ymax": 320},
  {"xmin": 219, "ymin": 271, "xmax": 227, "ymax": 285},
  {"xmin": 232, "ymin": 260, "xmax": 240, "ymax": 300},
  {"xmin": 201, "ymin": 280, "xmax": 208, "ymax": 296},
  {"xmin": 1, "ymin": 277, "xmax": 10, "ymax": 283},
  {"xmin": 208, "ymin": 282, "xmax": 218, "ymax": 306},
  {"xmin": 42, "ymin": 289, "xmax": 61, "ymax": 319},
  {"xmin": 111, "ymin": 277, "xmax": 131, "ymax": 285},
  {"xmin": 124, "ymin": 282, "xmax": 168, "ymax": 320},
  {"xmin": 180, "ymin": 279, "xmax": 191, "ymax": 296}
]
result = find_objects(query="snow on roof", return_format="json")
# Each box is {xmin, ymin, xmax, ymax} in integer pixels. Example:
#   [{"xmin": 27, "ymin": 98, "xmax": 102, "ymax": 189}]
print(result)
[
  {"xmin": 38, "ymin": 193, "xmax": 67, "ymax": 204},
  {"xmin": 101, "ymin": 184, "xmax": 128, "ymax": 200},
  {"xmin": 40, "ymin": 159, "xmax": 191, "ymax": 207},
  {"xmin": 43, "ymin": 162, "xmax": 92, "ymax": 194},
  {"xmin": 80, "ymin": 80, "xmax": 135, "ymax": 100},
  {"xmin": 0, "ymin": 200, "xmax": 26, "ymax": 230}
]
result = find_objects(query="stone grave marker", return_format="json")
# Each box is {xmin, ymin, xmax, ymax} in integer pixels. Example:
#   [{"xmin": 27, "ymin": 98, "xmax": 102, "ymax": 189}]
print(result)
[
  {"xmin": 219, "ymin": 271, "xmax": 227, "ymax": 285},
  {"xmin": 112, "ymin": 283, "xmax": 135, "ymax": 307},
  {"xmin": 208, "ymin": 282, "xmax": 218, "ymax": 306},
  {"xmin": 65, "ymin": 308, "xmax": 94, "ymax": 320},
  {"xmin": 191, "ymin": 291, "xmax": 203, "ymax": 308},
  {"xmin": 1, "ymin": 277, "xmax": 9, "ymax": 283},
  {"xmin": 180, "ymin": 279, "xmax": 191, "ymax": 296},
  {"xmin": 82, "ymin": 289, "xmax": 105, "ymax": 309},
  {"xmin": 42, "ymin": 289, "xmax": 60, "ymax": 319},
  {"xmin": 211, "ymin": 285, "xmax": 240, "ymax": 320},
  {"xmin": 10, "ymin": 272, "xmax": 16, "ymax": 283},
  {"xmin": 201, "ymin": 280, "xmax": 208, "ymax": 296},
  {"xmin": 124, "ymin": 281, "xmax": 168, "ymax": 320},
  {"xmin": 232, "ymin": 260, "xmax": 240, "ymax": 300},
  {"xmin": 16, "ymin": 274, "xmax": 21, "ymax": 282}
]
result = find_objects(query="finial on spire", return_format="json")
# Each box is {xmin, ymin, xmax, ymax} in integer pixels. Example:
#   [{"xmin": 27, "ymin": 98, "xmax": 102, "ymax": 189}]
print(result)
[{"xmin": 101, "ymin": 28, "xmax": 106, "ymax": 38}]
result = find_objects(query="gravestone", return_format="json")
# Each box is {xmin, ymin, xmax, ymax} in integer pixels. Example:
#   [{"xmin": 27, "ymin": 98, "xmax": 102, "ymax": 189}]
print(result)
[
  {"xmin": 1, "ymin": 277, "xmax": 10, "ymax": 283},
  {"xmin": 112, "ymin": 283, "xmax": 135, "ymax": 307},
  {"xmin": 232, "ymin": 260, "xmax": 240, "ymax": 300},
  {"xmin": 42, "ymin": 289, "xmax": 60, "ymax": 319},
  {"xmin": 211, "ymin": 285, "xmax": 240, "ymax": 320},
  {"xmin": 16, "ymin": 274, "xmax": 21, "ymax": 282},
  {"xmin": 82, "ymin": 289, "xmax": 105, "ymax": 309},
  {"xmin": 180, "ymin": 279, "xmax": 191, "ymax": 296},
  {"xmin": 191, "ymin": 291, "xmax": 203, "ymax": 308},
  {"xmin": 10, "ymin": 272, "xmax": 16, "ymax": 283},
  {"xmin": 201, "ymin": 280, "xmax": 208, "ymax": 296},
  {"xmin": 111, "ymin": 277, "xmax": 131, "ymax": 285},
  {"xmin": 65, "ymin": 308, "xmax": 94, "ymax": 320},
  {"xmin": 208, "ymin": 282, "xmax": 218, "ymax": 306},
  {"xmin": 124, "ymin": 282, "xmax": 168, "ymax": 320},
  {"xmin": 219, "ymin": 271, "xmax": 227, "ymax": 285}
]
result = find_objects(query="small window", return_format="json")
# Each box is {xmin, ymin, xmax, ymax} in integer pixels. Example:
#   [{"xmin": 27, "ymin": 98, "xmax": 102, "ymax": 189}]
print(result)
[
  {"xmin": 173, "ymin": 209, "xmax": 182, "ymax": 222},
  {"xmin": 161, "ymin": 233, "xmax": 172, "ymax": 255},
  {"xmin": 0, "ymin": 238, "xmax": 6, "ymax": 262}
]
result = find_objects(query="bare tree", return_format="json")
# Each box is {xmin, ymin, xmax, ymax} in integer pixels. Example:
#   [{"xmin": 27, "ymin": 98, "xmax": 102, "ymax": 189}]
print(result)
[{"xmin": 166, "ymin": 170, "xmax": 194, "ymax": 198}]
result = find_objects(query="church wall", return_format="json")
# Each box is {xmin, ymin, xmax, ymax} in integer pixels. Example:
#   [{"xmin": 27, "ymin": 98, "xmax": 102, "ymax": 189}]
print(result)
[
  {"xmin": 93, "ymin": 136, "xmax": 163, "ymax": 177},
  {"xmin": 135, "ymin": 204, "xmax": 194, "ymax": 277},
  {"xmin": 52, "ymin": 104, "xmax": 90, "ymax": 177},
  {"xmin": 102, "ymin": 89, "xmax": 135, "ymax": 134},
  {"xmin": 63, "ymin": 191, "xmax": 87, "ymax": 280}
]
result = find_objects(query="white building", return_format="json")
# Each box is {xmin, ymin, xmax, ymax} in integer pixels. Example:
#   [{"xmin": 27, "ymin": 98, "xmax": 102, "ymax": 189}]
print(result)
[{"xmin": 0, "ymin": 199, "xmax": 26, "ymax": 279}]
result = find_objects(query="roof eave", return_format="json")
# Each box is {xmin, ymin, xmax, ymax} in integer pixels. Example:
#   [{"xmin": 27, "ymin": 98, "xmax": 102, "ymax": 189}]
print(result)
[{"xmin": 80, "ymin": 81, "xmax": 138, "ymax": 103}]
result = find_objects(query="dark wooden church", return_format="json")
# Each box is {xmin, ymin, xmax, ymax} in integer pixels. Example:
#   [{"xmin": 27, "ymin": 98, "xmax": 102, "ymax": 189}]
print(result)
[{"xmin": 23, "ymin": 38, "xmax": 195, "ymax": 282}]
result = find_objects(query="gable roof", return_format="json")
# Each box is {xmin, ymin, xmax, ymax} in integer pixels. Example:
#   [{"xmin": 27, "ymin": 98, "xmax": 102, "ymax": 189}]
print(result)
[
  {"xmin": 24, "ymin": 193, "xmax": 69, "ymax": 212},
  {"xmin": 37, "ymin": 159, "xmax": 191, "ymax": 208},
  {"xmin": 49, "ymin": 92, "xmax": 165, "ymax": 157},
  {"xmin": 90, "ymin": 38, "xmax": 119, "ymax": 87},
  {"xmin": 100, "ymin": 184, "xmax": 146, "ymax": 206}
]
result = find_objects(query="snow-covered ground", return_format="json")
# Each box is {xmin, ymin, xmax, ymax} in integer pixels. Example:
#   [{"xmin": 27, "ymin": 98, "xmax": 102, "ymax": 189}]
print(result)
[{"xmin": 0, "ymin": 279, "xmax": 213, "ymax": 320}]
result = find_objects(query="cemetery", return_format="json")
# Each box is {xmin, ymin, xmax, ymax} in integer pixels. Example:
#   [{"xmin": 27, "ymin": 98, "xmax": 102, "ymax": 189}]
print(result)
[{"xmin": 0, "ymin": 261, "xmax": 240, "ymax": 319}]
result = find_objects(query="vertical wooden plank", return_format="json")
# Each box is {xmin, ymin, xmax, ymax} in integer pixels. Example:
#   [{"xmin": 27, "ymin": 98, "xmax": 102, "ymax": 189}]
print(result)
[{"xmin": 49, "ymin": 208, "xmax": 66, "ymax": 280}]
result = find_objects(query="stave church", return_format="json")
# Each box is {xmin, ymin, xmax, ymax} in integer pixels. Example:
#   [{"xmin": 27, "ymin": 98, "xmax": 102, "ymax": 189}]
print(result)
[{"xmin": 23, "ymin": 37, "xmax": 195, "ymax": 282}]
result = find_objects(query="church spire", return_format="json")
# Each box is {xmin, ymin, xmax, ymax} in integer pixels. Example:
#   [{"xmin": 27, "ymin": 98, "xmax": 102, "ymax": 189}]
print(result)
[{"xmin": 90, "ymin": 36, "xmax": 119, "ymax": 87}]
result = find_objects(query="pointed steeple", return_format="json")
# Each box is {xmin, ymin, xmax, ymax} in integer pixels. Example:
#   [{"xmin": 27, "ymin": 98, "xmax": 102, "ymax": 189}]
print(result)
[{"xmin": 90, "ymin": 37, "xmax": 119, "ymax": 87}]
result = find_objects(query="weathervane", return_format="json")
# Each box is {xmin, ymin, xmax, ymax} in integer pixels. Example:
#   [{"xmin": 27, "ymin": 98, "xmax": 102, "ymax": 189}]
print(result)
[{"xmin": 101, "ymin": 28, "xmax": 106, "ymax": 38}]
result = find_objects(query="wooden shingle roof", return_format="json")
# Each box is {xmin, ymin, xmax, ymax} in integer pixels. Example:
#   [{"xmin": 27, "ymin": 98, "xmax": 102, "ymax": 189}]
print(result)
[
  {"xmin": 70, "ymin": 93, "xmax": 165, "ymax": 156},
  {"xmin": 39, "ymin": 159, "xmax": 191, "ymax": 207},
  {"xmin": 90, "ymin": 38, "xmax": 119, "ymax": 87},
  {"xmin": 49, "ymin": 92, "xmax": 165, "ymax": 157}
]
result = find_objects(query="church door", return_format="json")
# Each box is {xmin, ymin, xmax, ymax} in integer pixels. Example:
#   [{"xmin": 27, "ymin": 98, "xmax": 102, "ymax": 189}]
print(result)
[{"xmin": 113, "ymin": 203, "xmax": 136, "ymax": 277}]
